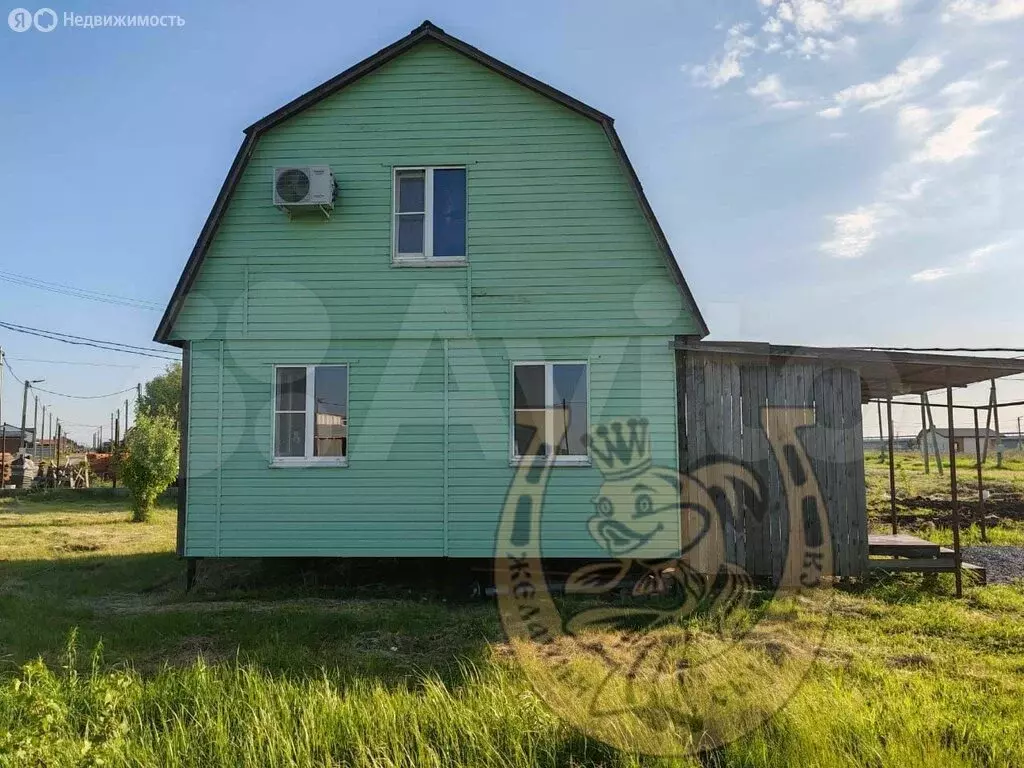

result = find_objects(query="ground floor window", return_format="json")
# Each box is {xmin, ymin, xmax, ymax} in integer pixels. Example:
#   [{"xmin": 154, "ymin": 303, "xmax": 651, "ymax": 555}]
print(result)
[
  {"xmin": 512, "ymin": 361, "xmax": 589, "ymax": 464},
  {"xmin": 273, "ymin": 364, "xmax": 348, "ymax": 465}
]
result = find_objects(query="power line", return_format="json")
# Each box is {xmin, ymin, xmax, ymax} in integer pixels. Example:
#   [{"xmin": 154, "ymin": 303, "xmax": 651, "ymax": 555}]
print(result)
[
  {"xmin": 6, "ymin": 357, "xmax": 141, "ymax": 369},
  {"xmin": 3, "ymin": 358, "xmax": 135, "ymax": 400},
  {"xmin": 0, "ymin": 320, "xmax": 179, "ymax": 361},
  {"xmin": 0, "ymin": 271, "xmax": 162, "ymax": 311}
]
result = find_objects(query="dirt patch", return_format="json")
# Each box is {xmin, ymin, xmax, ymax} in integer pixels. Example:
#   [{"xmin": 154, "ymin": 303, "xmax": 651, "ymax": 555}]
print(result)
[
  {"xmin": 743, "ymin": 637, "xmax": 799, "ymax": 665},
  {"xmin": 84, "ymin": 594, "xmax": 419, "ymax": 616},
  {"xmin": 890, "ymin": 492, "xmax": 1024, "ymax": 526},
  {"xmin": 165, "ymin": 635, "xmax": 229, "ymax": 667},
  {"xmin": 888, "ymin": 653, "xmax": 936, "ymax": 669},
  {"xmin": 0, "ymin": 577, "xmax": 30, "ymax": 597},
  {"xmin": 352, "ymin": 631, "xmax": 403, "ymax": 654},
  {"xmin": 52, "ymin": 540, "xmax": 102, "ymax": 553}
]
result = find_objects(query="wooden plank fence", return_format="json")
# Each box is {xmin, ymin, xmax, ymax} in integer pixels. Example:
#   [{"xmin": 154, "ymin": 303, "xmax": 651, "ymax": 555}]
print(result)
[{"xmin": 678, "ymin": 350, "xmax": 867, "ymax": 579}]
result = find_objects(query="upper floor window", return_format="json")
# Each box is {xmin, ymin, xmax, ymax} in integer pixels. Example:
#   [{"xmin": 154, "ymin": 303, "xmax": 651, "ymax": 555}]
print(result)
[{"xmin": 393, "ymin": 167, "xmax": 466, "ymax": 264}]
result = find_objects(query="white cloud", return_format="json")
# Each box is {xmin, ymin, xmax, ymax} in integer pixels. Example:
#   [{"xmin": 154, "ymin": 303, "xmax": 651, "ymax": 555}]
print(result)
[
  {"xmin": 913, "ymin": 105, "xmax": 1000, "ymax": 162},
  {"xmin": 985, "ymin": 59, "xmax": 1010, "ymax": 70},
  {"xmin": 840, "ymin": 0, "xmax": 905, "ymax": 21},
  {"xmin": 893, "ymin": 177, "xmax": 931, "ymax": 200},
  {"xmin": 911, "ymin": 267, "xmax": 953, "ymax": 281},
  {"xmin": 778, "ymin": 2, "xmax": 796, "ymax": 21},
  {"xmin": 821, "ymin": 205, "xmax": 889, "ymax": 258},
  {"xmin": 690, "ymin": 23, "xmax": 758, "ymax": 87},
  {"xmin": 792, "ymin": 0, "xmax": 838, "ymax": 32},
  {"xmin": 759, "ymin": 0, "xmax": 778, "ymax": 6},
  {"xmin": 833, "ymin": 55, "xmax": 944, "ymax": 110},
  {"xmin": 911, "ymin": 240, "xmax": 1011, "ymax": 281},
  {"xmin": 945, "ymin": 0, "xmax": 1024, "ymax": 22},
  {"xmin": 941, "ymin": 80, "xmax": 980, "ymax": 98},
  {"xmin": 763, "ymin": 16, "xmax": 785, "ymax": 33},
  {"xmin": 829, "ymin": 131, "xmax": 850, "ymax": 138},
  {"xmin": 897, "ymin": 105, "xmax": 933, "ymax": 138},
  {"xmin": 749, "ymin": 74, "xmax": 808, "ymax": 108},
  {"xmin": 818, "ymin": 106, "xmax": 844, "ymax": 118},
  {"xmin": 749, "ymin": 74, "xmax": 786, "ymax": 100}
]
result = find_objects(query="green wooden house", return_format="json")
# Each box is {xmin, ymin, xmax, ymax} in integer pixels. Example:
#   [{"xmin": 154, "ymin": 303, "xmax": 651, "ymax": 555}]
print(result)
[{"xmin": 155, "ymin": 21, "xmax": 709, "ymax": 567}]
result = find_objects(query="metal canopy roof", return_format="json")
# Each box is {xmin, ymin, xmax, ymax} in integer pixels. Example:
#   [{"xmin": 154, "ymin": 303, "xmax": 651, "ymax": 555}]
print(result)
[{"xmin": 674, "ymin": 340, "xmax": 1024, "ymax": 400}]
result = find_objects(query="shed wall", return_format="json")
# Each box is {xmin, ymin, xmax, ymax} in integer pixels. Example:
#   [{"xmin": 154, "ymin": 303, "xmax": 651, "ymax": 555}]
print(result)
[{"xmin": 678, "ymin": 351, "xmax": 868, "ymax": 579}]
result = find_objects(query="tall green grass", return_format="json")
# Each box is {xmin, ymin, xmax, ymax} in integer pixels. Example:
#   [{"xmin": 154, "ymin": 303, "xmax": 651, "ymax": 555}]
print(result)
[{"xmin": 2, "ymin": 630, "xmax": 1022, "ymax": 768}]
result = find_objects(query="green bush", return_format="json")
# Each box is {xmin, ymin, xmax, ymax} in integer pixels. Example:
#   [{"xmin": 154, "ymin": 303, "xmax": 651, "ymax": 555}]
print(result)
[{"xmin": 119, "ymin": 414, "xmax": 178, "ymax": 523}]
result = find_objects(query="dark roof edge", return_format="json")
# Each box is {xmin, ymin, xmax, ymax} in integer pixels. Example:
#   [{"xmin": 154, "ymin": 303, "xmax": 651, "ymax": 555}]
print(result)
[
  {"xmin": 246, "ymin": 21, "xmax": 611, "ymax": 136},
  {"xmin": 674, "ymin": 340, "xmax": 1024, "ymax": 371},
  {"xmin": 604, "ymin": 124, "xmax": 708, "ymax": 337},
  {"xmin": 154, "ymin": 134, "xmax": 256, "ymax": 345},
  {"xmin": 155, "ymin": 20, "xmax": 707, "ymax": 343}
]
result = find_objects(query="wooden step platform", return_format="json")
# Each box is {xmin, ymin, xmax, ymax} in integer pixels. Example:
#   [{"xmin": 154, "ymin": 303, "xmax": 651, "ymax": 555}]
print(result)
[
  {"xmin": 869, "ymin": 534, "xmax": 942, "ymax": 559},
  {"xmin": 867, "ymin": 534, "xmax": 987, "ymax": 584}
]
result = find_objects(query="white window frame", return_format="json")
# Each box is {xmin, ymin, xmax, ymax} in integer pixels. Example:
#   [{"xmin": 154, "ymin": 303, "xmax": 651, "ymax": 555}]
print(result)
[
  {"xmin": 510, "ymin": 360, "xmax": 590, "ymax": 467},
  {"xmin": 392, "ymin": 165, "xmax": 467, "ymax": 266},
  {"xmin": 271, "ymin": 364, "xmax": 349, "ymax": 468}
]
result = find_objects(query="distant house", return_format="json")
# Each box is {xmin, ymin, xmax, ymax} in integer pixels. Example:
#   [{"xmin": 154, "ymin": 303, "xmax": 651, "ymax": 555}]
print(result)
[
  {"xmin": 35, "ymin": 439, "xmax": 60, "ymax": 460},
  {"xmin": 0, "ymin": 424, "xmax": 33, "ymax": 455},
  {"xmin": 917, "ymin": 427, "xmax": 1000, "ymax": 459}
]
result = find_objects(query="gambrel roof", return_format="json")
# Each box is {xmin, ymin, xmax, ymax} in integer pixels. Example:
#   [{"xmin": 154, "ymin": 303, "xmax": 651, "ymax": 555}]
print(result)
[{"xmin": 155, "ymin": 21, "xmax": 708, "ymax": 344}]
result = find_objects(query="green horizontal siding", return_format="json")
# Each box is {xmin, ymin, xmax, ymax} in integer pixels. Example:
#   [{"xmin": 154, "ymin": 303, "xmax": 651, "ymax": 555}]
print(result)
[
  {"xmin": 170, "ymin": 40, "xmax": 697, "ymax": 342},
  {"xmin": 176, "ymin": 39, "xmax": 695, "ymax": 557},
  {"xmin": 183, "ymin": 336, "xmax": 678, "ymax": 558}
]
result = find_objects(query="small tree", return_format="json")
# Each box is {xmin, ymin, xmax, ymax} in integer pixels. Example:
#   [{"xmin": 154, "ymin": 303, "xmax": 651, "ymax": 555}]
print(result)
[
  {"xmin": 137, "ymin": 362, "xmax": 183, "ymax": 427},
  {"xmin": 120, "ymin": 414, "xmax": 179, "ymax": 523}
]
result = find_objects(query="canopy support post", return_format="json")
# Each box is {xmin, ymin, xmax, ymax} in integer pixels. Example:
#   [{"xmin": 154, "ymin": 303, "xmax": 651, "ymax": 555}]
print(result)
[
  {"xmin": 946, "ymin": 378, "xmax": 963, "ymax": 598},
  {"xmin": 920, "ymin": 395, "xmax": 930, "ymax": 474},
  {"xmin": 974, "ymin": 408, "xmax": 987, "ymax": 543},
  {"xmin": 887, "ymin": 396, "xmax": 898, "ymax": 535}
]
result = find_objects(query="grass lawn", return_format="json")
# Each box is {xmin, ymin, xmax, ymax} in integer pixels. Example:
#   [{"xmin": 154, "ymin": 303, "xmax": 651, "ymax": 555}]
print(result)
[
  {"xmin": 0, "ymin": 482, "xmax": 1023, "ymax": 767},
  {"xmin": 865, "ymin": 449, "xmax": 1024, "ymax": 546}
]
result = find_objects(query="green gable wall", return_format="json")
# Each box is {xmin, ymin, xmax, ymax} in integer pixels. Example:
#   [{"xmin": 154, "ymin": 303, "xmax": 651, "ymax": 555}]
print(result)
[
  {"xmin": 172, "ymin": 39, "xmax": 697, "ymax": 558},
  {"xmin": 170, "ymin": 40, "xmax": 698, "ymax": 342}
]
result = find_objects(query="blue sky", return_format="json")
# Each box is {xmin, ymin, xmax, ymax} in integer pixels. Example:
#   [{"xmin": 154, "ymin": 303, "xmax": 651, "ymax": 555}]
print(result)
[{"xmin": 1, "ymin": 0, "xmax": 1022, "ymax": 442}]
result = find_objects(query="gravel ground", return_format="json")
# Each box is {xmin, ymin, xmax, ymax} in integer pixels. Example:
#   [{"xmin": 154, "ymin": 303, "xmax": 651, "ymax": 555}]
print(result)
[{"xmin": 961, "ymin": 546, "xmax": 1024, "ymax": 585}]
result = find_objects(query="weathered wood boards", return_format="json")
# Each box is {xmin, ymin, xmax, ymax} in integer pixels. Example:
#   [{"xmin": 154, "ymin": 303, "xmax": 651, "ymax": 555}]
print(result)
[{"xmin": 678, "ymin": 351, "xmax": 868, "ymax": 579}]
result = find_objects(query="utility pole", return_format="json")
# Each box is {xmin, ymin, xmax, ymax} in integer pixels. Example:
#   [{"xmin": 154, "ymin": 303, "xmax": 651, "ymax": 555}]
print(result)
[
  {"xmin": 19, "ymin": 379, "xmax": 44, "ymax": 454},
  {"xmin": 40, "ymin": 405, "xmax": 46, "ymax": 461},
  {"xmin": 1018, "ymin": 416, "xmax": 1022, "ymax": 450},
  {"xmin": 20, "ymin": 380, "xmax": 29, "ymax": 454},
  {"xmin": 0, "ymin": 346, "xmax": 5, "ymax": 485},
  {"xmin": 113, "ymin": 409, "xmax": 120, "ymax": 489},
  {"xmin": 32, "ymin": 395, "xmax": 39, "ymax": 461},
  {"xmin": 55, "ymin": 421, "xmax": 62, "ymax": 468},
  {"xmin": 125, "ymin": 397, "xmax": 130, "ymax": 435}
]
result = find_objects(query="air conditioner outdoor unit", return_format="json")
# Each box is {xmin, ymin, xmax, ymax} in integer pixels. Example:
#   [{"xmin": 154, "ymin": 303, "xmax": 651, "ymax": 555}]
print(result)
[{"xmin": 273, "ymin": 165, "xmax": 335, "ymax": 214}]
